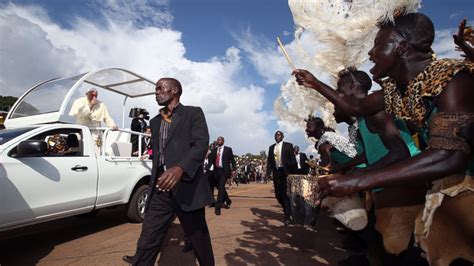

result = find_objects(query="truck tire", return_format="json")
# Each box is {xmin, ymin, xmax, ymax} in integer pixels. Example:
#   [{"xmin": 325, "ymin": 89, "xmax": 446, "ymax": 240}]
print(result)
[{"xmin": 127, "ymin": 184, "xmax": 148, "ymax": 223}]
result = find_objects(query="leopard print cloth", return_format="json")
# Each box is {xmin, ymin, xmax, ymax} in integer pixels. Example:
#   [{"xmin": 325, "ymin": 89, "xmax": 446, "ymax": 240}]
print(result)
[{"xmin": 382, "ymin": 59, "xmax": 474, "ymax": 129}]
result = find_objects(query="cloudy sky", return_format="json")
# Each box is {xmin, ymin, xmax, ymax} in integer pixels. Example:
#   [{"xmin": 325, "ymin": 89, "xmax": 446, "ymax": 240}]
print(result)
[{"xmin": 0, "ymin": 0, "xmax": 472, "ymax": 155}]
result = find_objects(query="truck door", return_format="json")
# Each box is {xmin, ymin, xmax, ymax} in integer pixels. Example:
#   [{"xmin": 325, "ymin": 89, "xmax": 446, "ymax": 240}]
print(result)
[{"xmin": 1, "ymin": 127, "xmax": 97, "ymax": 229}]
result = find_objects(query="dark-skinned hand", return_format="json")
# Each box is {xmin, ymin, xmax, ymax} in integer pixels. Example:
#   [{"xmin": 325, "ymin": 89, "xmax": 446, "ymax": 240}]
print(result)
[
  {"xmin": 346, "ymin": 167, "xmax": 364, "ymax": 176},
  {"xmin": 328, "ymin": 164, "xmax": 340, "ymax": 174},
  {"xmin": 292, "ymin": 69, "xmax": 319, "ymax": 89},
  {"xmin": 156, "ymin": 166, "xmax": 184, "ymax": 192},
  {"xmin": 453, "ymin": 18, "xmax": 474, "ymax": 62},
  {"xmin": 316, "ymin": 173, "xmax": 362, "ymax": 200}
]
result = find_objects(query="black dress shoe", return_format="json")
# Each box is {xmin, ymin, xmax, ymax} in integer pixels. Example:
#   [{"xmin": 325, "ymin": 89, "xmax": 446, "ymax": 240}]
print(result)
[
  {"xmin": 122, "ymin": 255, "xmax": 134, "ymax": 264},
  {"xmin": 289, "ymin": 216, "xmax": 295, "ymax": 225},
  {"xmin": 224, "ymin": 202, "xmax": 231, "ymax": 209},
  {"xmin": 182, "ymin": 239, "xmax": 193, "ymax": 253},
  {"xmin": 284, "ymin": 216, "xmax": 295, "ymax": 226},
  {"xmin": 215, "ymin": 208, "xmax": 221, "ymax": 215}
]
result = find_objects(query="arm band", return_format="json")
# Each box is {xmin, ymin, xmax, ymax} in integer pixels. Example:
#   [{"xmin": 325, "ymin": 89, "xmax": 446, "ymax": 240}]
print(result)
[{"xmin": 428, "ymin": 112, "xmax": 474, "ymax": 154}]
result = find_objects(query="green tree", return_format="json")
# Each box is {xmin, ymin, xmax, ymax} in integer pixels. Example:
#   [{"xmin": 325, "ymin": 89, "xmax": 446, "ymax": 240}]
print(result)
[{"xmin": 0, "ymin": 96, "xmax": 18, "ymax": 112}]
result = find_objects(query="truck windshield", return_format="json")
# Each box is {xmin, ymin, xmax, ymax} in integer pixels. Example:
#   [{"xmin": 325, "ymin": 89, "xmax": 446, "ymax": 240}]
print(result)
[
  {"xmin": 10, "ymin": 74, "xmax": 85, "ymax": 118},
  {"xmin": 0, "ymin": 127, "xmax": 37, "ymax": 145}
]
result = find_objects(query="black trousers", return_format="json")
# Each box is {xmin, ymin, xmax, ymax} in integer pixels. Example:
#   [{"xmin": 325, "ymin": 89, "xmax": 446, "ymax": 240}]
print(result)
[
  {"xmin": 133, "ymin": 188, "xmax": 215, "ymax": 266},
  {"xmin": 272, "ymin": 167, "xmax": 291, "ymax": 220},
  {"xmin": 206, "ymin": 171, "xmax": 216, "ymax": 197},
  {"xmin": 214, "ymin": 168, "xmax": 231, "ymax": 209}
]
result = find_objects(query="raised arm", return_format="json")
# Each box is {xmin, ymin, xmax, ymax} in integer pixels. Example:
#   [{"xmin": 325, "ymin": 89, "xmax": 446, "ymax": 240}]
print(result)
[
  {"xmin": 68, "ymin": 98, "xmax": 90, "ymax": 119},
  {"xmin": 292, "ymin": 69, "xmax": 385, "ymax": 117},
  {"xmin": 318, "ymin": 71, "xmax": 474, "ymax": 197},
  {"xmin": 453, "ymin": 19, "xmax": 474, "ymax": 62}
]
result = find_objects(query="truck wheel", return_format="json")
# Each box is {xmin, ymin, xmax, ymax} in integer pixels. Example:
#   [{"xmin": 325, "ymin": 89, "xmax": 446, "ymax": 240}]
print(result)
[{"xmin": 127, "ymin": 184, "xmax": 148, "ymax": 223}]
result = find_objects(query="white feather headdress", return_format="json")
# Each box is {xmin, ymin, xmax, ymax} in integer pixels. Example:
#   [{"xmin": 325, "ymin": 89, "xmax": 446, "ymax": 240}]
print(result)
[{"xmin": 275, "ymin": 0, "xmax": 421, "ymax": 129}]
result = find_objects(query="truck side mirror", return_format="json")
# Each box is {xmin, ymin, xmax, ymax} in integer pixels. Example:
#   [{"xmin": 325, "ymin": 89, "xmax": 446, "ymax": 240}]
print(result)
[{"xmin": 17, "ymin": 140, "xmax": 48, "ymax": 157}]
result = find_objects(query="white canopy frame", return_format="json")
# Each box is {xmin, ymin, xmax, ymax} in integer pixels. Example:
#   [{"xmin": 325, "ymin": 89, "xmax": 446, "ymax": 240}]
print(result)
[{"xmin": 5, "ymin": 68, "xmax": 156, "ymax": 129}]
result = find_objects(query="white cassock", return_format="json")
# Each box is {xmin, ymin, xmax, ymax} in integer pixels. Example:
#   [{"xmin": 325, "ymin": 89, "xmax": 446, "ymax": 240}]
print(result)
[
  {"xmin": 69, "ymin": 97, "xmax": 116, "ymax": 128},
  {"xmin": 69, "ymin": 97, "xmax": 116, "ymax": 153}
]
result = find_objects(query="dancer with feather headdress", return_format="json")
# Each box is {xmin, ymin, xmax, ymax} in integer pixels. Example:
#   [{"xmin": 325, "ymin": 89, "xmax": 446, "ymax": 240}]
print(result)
[{"xmin": 291, "ymin": 7, "xmax": 474, "ymax": 265}]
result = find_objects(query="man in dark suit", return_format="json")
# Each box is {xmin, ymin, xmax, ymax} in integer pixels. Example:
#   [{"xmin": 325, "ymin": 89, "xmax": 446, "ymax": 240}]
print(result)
[
  {"xmin": 124, "ymin": 78, "xmax": 214, "ymax": 266},
  {"xmin": 130, "ymin": 108, "xmax": 149, "ymax": 155},
  {"xmin": 266, "ymin": 131, "xmax": 297, "ymax": 225},
  {"xmin": 294, "ymin": 145, "xmax": 309, "ymax": 175},
  {"xmin": 207, "ymin": 136, "xmax": 236, "ymax": 215}
]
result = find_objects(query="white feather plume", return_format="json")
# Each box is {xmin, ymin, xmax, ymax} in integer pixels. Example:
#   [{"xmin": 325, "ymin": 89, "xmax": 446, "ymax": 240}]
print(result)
[{"xmin": 276, "ymin": 0, "xmax": 421, "ymax": 128}]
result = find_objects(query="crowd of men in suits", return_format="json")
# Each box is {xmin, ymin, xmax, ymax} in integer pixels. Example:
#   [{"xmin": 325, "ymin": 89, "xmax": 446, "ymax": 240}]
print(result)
[
  {"xmin": 204, "ymin": 130, "xmax": 313, "ymax": 227},
  {"xmin": 198, "ymin": 129, "xmax": 314, "ymax": 227}
]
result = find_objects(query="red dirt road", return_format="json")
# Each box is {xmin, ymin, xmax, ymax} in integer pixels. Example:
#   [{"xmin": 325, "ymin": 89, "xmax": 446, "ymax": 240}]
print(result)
[{"xmin": 0, "ymin": 183, "xmax": 362, "ymax": 265}]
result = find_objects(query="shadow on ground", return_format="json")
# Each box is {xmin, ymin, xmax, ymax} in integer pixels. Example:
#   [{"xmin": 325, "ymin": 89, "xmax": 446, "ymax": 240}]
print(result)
[
  {"xmin": 0, "ymin": 207, "xmax": 130, "ymax": 266},
  {"xmin": 224, "ymin": 207, "xmax": 352, "ymax": 266},
  {"xmin": 157, "ymin": 220, "xmax": 198, "ymax": 266}
]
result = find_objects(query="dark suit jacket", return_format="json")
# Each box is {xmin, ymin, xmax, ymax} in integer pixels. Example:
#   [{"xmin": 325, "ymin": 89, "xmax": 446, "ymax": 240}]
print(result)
[
  {"xmin": 130, "ymin": 118, "xmax": 147, "ymax": 151},
  {"xmin": 296, "ymin": 152, "xmax": 309, "ymax": 174},
  {"xmin": 207, "ymin": 145, "xmax": 236, "ymax": 178},
  {"xmin": 266, "ymin": 141, "xmax": 297, "ymax": 176},
  {"xmin": 148, "ymin": 103, "xmax": 213, "ymax": 212}
]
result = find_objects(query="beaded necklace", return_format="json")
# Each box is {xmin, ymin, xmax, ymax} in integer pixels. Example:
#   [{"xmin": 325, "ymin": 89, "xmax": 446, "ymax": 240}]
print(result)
[{"xmin": 316, "ymin": 131, "xmax": 357, "ymax": 158}]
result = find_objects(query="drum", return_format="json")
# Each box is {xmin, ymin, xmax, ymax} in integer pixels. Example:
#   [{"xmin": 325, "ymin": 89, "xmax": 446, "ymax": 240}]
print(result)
[
  {"xmin": 325, "ymin": 195, "xmax": 368, "ymax": 231},
  {"xmin": 287, "ymin": 174, "xmax": 320, "ymax": 227}
]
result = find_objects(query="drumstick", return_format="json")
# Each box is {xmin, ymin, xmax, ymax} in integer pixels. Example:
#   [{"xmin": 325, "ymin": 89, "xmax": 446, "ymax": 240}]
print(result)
[
  {"xmin": 277, "ymin": 36, "xmax": 296, "ymax": 71},
  {"xmin": 319, "ymin": 166, "xmax": 331, "ymax": 173}
]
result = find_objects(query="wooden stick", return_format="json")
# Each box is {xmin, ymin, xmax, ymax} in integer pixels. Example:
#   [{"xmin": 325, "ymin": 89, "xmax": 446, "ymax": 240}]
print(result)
[{"xmin": 277, "ymin": 36, "xmax": 296, "ymax": 71}]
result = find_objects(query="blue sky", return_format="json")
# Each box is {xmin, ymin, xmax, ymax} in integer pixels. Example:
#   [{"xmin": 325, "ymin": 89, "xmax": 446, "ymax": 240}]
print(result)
[{"xmin": 0, "ymin": 0, "xmax": 472, "ymax": 155}]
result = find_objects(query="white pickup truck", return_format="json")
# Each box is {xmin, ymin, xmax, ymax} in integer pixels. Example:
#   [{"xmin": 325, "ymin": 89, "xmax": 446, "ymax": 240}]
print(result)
[{"xmin": 0, "ymin": 68, "xmax": 156, "ymax": 232}]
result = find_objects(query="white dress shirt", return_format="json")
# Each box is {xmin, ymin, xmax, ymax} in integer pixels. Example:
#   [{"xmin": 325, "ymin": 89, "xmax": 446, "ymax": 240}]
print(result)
[
  {"xmin": 295, "ymin": 153, "xmax": 301, "ymax": 169},
  {"xmin": 216, "ymin": 146, "xmax": 224, "ymax": 168},
  {"xmin": 274, "ymin": 142, "xmax": 283, "ymax": 168}
]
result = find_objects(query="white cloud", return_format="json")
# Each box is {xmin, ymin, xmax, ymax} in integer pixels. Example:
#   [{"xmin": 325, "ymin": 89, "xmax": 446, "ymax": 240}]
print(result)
[
  {"xmin": 449, "ymin": 12, "xmax": 463, "ymax": 20},
  {"xmin": 233, "ymin": 28, "xmax": 341, "ymax": 154},
  {"xmin": 233, "ymin": 27, "xmax": 293, "ymax": 85},
  {"xmin": 0, "ymin": 13, "xmax": 83, "ymax": 96},
  {"xmin": 96, "ymin": 0, "xmax": 173, "ymax": 28},
  {"xmin": 0, "ymin": 3, "xmax": 272, "ymax": 155},
  {"xmin": 432, "ymin": 25, "xmax": 472, "ymax": 60}
]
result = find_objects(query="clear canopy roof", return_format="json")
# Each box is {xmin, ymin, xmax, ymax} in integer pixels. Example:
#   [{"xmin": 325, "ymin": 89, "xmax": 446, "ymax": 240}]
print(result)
[
  {"xmin": 84, "ymin": 68, "xmax": 156, "ymax": 98},
  {"xmin": 5, "ymin": 68, "xmax": 156, "ymax": 128}
]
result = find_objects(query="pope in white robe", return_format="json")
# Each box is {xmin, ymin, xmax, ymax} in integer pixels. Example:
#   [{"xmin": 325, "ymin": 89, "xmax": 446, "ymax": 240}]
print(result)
[{"xmin": 69, "ymin": 88, "xmax": 117, "ymax": 152}]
